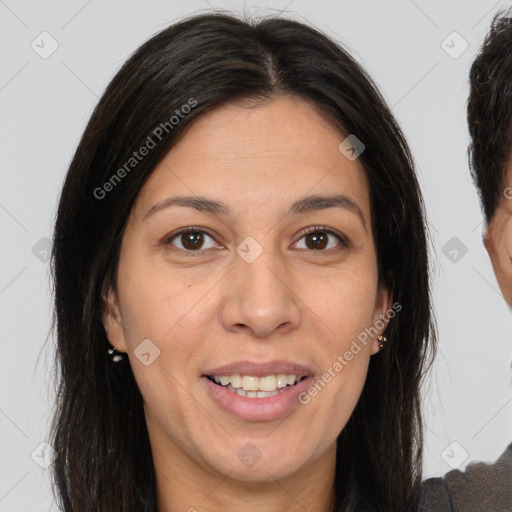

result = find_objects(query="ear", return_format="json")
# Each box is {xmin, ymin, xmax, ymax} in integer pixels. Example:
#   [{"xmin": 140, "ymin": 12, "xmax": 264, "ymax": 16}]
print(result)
[
  {"xmin": 102, "ymin": 287, "xmax": 128, "ymax": 353},
  {"xmin": 370, "ymin": 272, "xmax": 393, "ymax": 355},
  {"xmin": 484, "ymin": 213, "xmax": 512, "ymax": 306}
]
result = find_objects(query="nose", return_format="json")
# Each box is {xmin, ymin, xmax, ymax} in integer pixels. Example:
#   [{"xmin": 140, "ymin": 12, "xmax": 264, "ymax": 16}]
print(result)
[{"xmin": 220, "ymin": 243, "xmax": 302, "ymax": 339}]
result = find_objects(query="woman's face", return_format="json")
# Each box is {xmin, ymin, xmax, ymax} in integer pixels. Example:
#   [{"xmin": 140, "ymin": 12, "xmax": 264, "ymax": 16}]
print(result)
[{"xmin": 103, "ymin": 95, "xmax": 391, "ymax": 484}]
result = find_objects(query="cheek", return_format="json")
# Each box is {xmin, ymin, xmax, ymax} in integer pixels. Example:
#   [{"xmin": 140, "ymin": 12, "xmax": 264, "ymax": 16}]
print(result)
[
  {"xmin": 305, "ymin": 266, "xmax": 379, "ymax": 339},
  {"xmin": 115, "ymin": 259, "xmax": 209, "ymax": 420},
  {"xmin": 297, "ymin": 267, "xmax": 377, "ymax": 409},
  {"xmin": 116, "ymin": 251, "xmax": 206, "ymax": 344},
  {"xmin": 115, "ymin": 255, "xmax": 217, "ymax": 403}
]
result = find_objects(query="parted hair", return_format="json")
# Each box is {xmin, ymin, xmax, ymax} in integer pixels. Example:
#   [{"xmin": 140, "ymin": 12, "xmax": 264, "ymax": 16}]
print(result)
[{"xmin": 48, "ymin": 11, "xmax": 436, "ymax": 512}]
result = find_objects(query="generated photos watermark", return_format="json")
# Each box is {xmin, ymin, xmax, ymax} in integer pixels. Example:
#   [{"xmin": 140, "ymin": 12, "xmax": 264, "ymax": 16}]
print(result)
[
  {"xmin": 93, "ymin": 97, "xmax": 197, "ymax": 200},
  {"xmin": 297, "ymin": 301, "xmax": 402, "ymax": 405}
]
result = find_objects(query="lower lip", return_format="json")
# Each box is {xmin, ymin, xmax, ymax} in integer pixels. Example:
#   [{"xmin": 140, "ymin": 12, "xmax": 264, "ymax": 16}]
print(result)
[{"xmin": 201, "ymin": 375, "xmax": 314, "ymax": 421}]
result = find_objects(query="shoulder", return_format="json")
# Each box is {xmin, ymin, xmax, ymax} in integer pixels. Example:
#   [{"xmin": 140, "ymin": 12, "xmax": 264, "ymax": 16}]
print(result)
[{"xmin": 416, "ymin": 442, "xmax": 512, "ymax": 512}]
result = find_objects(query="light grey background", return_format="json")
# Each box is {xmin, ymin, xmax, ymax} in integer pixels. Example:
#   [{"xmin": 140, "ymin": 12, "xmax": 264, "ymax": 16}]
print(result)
[{"xmin": 1, "ymin": 0, "xmax": 511, "ymax": 510}]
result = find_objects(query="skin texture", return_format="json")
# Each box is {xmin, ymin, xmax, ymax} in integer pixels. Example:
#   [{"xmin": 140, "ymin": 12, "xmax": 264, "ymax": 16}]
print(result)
[
  {"xmin": 483, "ymin": 162, "xmax": 512, "ymax": 307},
  {"xmin": 102, "ymin": 95, "xmax": 391, "ymax": 512}
]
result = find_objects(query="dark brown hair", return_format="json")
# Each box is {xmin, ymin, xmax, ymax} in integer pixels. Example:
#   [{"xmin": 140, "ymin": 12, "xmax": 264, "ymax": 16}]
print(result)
[
  {"xmin": 468, "ymin": 10, "xmax": 512, "ymax": 221},
  {"xmin": 48, "ymin": 11, "xmax": 436, "ymax": 512}
]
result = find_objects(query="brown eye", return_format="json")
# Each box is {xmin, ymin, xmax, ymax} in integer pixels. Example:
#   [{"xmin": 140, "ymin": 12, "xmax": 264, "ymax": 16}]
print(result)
[
  {"xmin": 304, "ymin": 232, "xmax": 328, "ymax": 250},
  {"xmin": 295, "ymin": 226, "xmax": 348, "ymax": 251},
  {"xmin": 164, "ymin": 228, "xmax": 217, "ymax": 252}
]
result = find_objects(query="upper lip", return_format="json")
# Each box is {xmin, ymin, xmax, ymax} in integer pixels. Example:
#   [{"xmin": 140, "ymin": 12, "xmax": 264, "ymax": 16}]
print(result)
[{"xmin": 203, "ymin": 360, "xmax": 315, "ymax": 379}]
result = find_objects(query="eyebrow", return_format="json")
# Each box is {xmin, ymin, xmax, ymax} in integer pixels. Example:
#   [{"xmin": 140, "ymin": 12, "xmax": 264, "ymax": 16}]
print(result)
[{"xmin": 144, "ymin": 193, "xmax": 367, "ymax": 230}]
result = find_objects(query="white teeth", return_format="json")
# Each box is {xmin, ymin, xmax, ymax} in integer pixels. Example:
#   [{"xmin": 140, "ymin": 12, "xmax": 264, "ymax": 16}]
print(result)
[
  {"xmin": 230, "ymin": 375, "xmax": 242, "ymax": 388},
  {"xmin": 219, "ymin": 376, "xmax": 230, "ymax": 386},
  {"xmin": 225, "ymin": 384, "xmax": 282, "ymax": 398},
  {"xmin": 259, "ymin": 375, "xmax": 276, "ymax": 391},
  {"xmin": 242, "ymin": 376, "xmax": 259, "ymax": 391},
  {"xmin": 255, "ymin": 390, "xmax": 278, "ymax": 398},
  {"xmin": 276, "ymin": 374, "xmax": 288, "ymax": 388},
  {"xmin": 211, "ymin": 373, "xmax": 300, "ymax": 392}
]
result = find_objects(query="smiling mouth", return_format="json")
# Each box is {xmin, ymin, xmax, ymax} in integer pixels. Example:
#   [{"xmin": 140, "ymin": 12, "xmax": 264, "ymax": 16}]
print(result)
[{"xmin": 205, "ymin": 374, "xmax": 308, "ymax": 398}]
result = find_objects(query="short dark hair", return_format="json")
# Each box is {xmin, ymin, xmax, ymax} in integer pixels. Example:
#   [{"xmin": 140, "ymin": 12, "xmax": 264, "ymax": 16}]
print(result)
[
  {"xmin": 468, "ymin": 10, "xmax": 512, "ymax": 222},
  {"xmin": 48, "ymin": 11, "xmax": 435, "ymax": 512}
]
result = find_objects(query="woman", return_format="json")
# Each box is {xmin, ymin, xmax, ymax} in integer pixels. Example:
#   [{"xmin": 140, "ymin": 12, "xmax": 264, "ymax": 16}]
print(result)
[{"xmin": 49, "ymin": 12, "xmax": 435, "ymax": 512}]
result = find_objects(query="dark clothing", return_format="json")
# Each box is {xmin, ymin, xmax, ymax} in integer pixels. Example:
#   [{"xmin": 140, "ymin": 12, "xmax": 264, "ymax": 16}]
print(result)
[
  {"xmin": 352, "ymin": 443, "xmax": 512, "ymax": 511},
  {"xmin": 416, "ymin": 442, "xmax": 512, "ymax": 511}
]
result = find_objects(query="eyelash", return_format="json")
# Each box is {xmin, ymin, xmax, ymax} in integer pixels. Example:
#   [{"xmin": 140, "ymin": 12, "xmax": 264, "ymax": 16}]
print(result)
[{"xmin": 162, "ymin": 225, "xmax": 350, "ymax": 256}]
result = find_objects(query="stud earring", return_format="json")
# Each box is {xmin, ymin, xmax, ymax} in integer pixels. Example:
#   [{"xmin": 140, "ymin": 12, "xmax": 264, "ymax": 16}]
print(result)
[
  {"xmin": 377, "ymin": 335, "xmax": 387, "ymax": 350},
  {"xmin": 107, "ymin": 345, "xmax": 127, "ymax": 363}
]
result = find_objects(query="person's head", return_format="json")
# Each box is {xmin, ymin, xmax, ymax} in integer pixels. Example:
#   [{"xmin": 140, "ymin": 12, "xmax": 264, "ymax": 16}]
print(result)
[
  {"xmin": 49, "ymin": 11, "xmax": 435, "ymax": 512},
  {"xmin": 468, "ymin": 10, "xmax": 512, "ymax": 305}
]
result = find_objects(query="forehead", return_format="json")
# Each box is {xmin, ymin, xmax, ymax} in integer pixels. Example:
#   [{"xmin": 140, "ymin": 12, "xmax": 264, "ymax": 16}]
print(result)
[
  {"xmin": 170, "ymin": 95, "xmax": 350, "ymax": 165},
  {"xmin": 132, "ymin": 95, "xmax": 371, "ymax": 221}
]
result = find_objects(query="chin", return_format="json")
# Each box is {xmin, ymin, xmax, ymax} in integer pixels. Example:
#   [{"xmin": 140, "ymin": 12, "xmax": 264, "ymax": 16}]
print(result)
[{"xmin": 201, "ymin": 440, "xmax": 313, "ymax": 483}]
